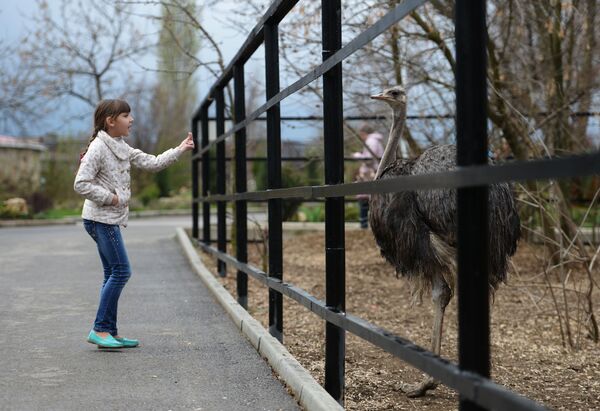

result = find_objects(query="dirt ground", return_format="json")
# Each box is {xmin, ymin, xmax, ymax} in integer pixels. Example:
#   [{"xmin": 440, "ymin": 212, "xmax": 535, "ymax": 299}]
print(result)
[{"xmin": 196, "ymin": 228, "xmax": 600, "ymax": 411}]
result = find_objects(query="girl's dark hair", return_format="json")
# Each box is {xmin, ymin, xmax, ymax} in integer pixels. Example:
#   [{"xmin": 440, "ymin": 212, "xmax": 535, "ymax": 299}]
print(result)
[{"xmin": 80, "ymin": 99, "xmax": 131, "ymax": 159}]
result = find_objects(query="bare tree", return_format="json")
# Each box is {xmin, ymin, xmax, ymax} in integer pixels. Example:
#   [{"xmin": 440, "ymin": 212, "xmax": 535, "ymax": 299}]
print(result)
[
  {"xmin": 230, "ymin": 0, "xmax": 600, "ymax": 348},
  {"xmin": 118, "ymin": 0, "xmax": 238, "ymax": 116},
  {"xmin": 0, "ymin": 41, "xmax": 54, "ymax": 135},
  {"xmin": 19, "ymin": 0, "xmax": 152, "ymax": 108}
]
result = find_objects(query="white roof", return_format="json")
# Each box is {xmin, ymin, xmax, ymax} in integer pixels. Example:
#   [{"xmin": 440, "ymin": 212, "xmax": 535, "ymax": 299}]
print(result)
[{"xmin": 0, "ymin": 135, "xmax": 47, "ymax": 151}]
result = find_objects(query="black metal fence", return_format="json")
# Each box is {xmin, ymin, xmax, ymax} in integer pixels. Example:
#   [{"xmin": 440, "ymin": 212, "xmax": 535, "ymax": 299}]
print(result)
[{"xmin": 190, "ymin": 0, "xmax": 600, "ymax": 409}]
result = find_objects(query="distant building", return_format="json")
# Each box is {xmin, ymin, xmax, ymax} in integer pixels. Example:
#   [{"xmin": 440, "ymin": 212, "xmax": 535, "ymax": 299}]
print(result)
[{"xmin": 0, "ymin": 135, "xmax": 47, "ymax": 198}]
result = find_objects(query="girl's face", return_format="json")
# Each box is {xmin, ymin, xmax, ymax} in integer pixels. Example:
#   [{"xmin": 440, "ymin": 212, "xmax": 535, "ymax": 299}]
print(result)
[{"xmin": 106, "ymin": 112, "xmax": 134, "ymax": 137}]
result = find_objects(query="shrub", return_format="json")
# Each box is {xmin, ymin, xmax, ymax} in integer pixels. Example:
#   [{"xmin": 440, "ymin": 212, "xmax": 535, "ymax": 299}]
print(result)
[
  {"xmin": 0, "ymin": 203, "xmax": 29, "ymax": 219},
  {"xmin": 291, "ymin": 201, "xmax": 363, "ymax": 222},
  {"xmin": 345, "ymin": 202, "xmax": 360, "ymax": 221},
  {"xmin": 28, "ymin": 192, "xmax": 54, "ymax": 214},
  {"xmin": 138, "ymin": 183, "xmax": 161, "ymax": 206}
]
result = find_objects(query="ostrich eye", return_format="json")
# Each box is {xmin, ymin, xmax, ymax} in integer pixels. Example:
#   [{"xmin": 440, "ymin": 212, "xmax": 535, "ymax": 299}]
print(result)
[{"xmin": 389, "ymin": 90, "xmax": 399, "ymax": 97}]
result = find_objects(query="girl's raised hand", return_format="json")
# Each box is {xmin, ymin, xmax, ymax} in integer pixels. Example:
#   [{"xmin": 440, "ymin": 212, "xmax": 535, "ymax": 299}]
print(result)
[{"xmin": 178, "ymin": 132, "xmax": 195, "ymax": 152}]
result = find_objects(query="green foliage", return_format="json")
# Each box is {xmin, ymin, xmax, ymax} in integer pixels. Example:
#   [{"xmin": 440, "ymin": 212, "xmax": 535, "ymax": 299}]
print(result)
[
  {"xmin": 296, "ymin": 204, "xmax": 325, "ymax": 222},
  {"xmin": 0, "ymin": 203, "xmax": 29, "ymax": 219},
  {"xmin": 138, "ymin": 183, "xmax": 161, "ymax": 206},
  {"xmin": 281, "ymin": 165, "xmax": 304, "ymax": 221},
  {"xmin": 571, "ymin": 205, "xmax": 600, "ymax": 227},
  {"xmin": 138, "ymin": 186, "xmax": 191, "ymax": 210},
  {"xmin": 28, "ymin": 191, "xmax": 54, "ymax": 214},
  {"xmin": 252, "ymin": 157, "xmax": 268, "ymax": 191},
  {"xmin": 150, "ymin": 2, "xmax": 199, "ymax": 196},
  {"xmin": 155, "ymin": 168, "xmax": 171, "ymax": 197},
  {"xmin": 33, "ymin": 208, "xmax": 80, "ymax": 219},
  {"xmin": 41, "ymin": 137, "xmax": 83, "ymax": 205},
  {"xmin": 304, "ymin": 146, "xmax": 323, "ymax": 186},
  {"xmin": 345, "ymin": 202, "xmax": 360, "ymax": 221},
  {"xmin": 293, "ymin": 202, "xmax": 361, "ymax": 222},
  {"xmin": 153, "ymin": 153, "xmax": 192, "ymax": 197},
  {"xmin": 251, "ymin": 160, "xmax": 305, "ymax": 221},
  {"xmin": 168, "ymin": 159, "xmax": 191, "ymax": 193}
]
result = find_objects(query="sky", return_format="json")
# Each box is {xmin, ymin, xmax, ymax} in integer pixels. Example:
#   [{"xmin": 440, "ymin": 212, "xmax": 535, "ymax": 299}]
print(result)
[
  {"xmin": 0, "ymin": 0, "xmax": 323, "ymax": 142},
  {"xmin": 0, "ymin": 0, "xmax": 36, "ymax": 43},
  {"xmin": 0, "ymin": 1, "xmax": 252, "ymax": 136},
  {"xmin": 0, "ymin": 0, "xmax": 342, "ymax": 145},
  {"xmin": 5, "ymin": 2, "xmax": 595, "ymax": 146},
  {"xmin": 0, "ymin": 1, "xmax": 154, "ymax": 136}
]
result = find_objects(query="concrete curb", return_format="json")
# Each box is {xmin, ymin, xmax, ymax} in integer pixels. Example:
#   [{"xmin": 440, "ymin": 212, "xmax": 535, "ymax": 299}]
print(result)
[
  {"xmin": 0, "ymin": 209, "xmax": 192, "ymax": 228},
  {"xmin": 0, "ymin": 217, "xmax": 79, "ymax": 228},
  {"xmin": 175, "ymin": 227, "xmax": 344, "ymax": 411}
]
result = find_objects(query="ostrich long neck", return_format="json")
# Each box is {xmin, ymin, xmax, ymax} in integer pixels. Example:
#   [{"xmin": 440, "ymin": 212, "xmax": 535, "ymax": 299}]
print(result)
[{"xmin": 374, "ymin": 103, "xmax": 406, "ymax": 179}]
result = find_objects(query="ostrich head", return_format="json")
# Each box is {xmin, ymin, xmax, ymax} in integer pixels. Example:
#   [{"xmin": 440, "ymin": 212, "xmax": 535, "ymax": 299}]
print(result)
[
  {"xmin": 371, "ymin": 86, "xmax": 408, "ymax": 179},
  {"xmin": 370, "ymin": 86, "xmax": 407, "ymax": 109}
]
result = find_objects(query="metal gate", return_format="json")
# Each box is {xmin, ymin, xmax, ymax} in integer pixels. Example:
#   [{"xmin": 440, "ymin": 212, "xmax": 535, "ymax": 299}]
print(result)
[{"xmin": 190, "ymin": 0, "xmax": 600, "ymax": 409}]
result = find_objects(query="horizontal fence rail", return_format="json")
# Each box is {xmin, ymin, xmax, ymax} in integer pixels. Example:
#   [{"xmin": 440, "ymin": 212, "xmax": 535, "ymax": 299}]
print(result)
[
  {"xmin": 196, "ymin": 156, "xmax": 382, "ymax": 162},
  {"xmin": 193, "ymin": 151, "xmax": 600, "ymax": 203},
  {"xmin": 204, "ymin": 112, "xmax": 600, "ymax": 122},
  {"xmin": 189, "ymin": 0, "xmax": 594, "ymax": 408}
]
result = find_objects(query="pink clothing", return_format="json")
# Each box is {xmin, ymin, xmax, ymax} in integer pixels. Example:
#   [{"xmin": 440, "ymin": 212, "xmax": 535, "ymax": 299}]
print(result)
[
  {"xmin": 352, "ymin": 132, "xmax": 385, "ymax": 179},
  {"xmin": 353, "ymin": 132, "xmax": 385, "ymax": 199}
]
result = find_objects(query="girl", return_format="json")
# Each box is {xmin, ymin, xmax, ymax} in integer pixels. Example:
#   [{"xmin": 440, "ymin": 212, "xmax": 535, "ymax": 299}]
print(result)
[{"xmin": 74, "ymin": 99, "xmax": 194, "ymax": 348}]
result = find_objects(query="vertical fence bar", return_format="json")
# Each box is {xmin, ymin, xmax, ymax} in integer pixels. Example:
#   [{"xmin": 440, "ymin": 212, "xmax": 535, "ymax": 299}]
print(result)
[
  {"xmin": 322, "ymin": 0, "xmax": 345, "ymax": 404},
  {"xmin": 191, "ymin": 117, "xmax": 199, "ymax": 240},
  {"xmin": 234, "ymin": 64, "xmax": 248, "ymax": 309},
  {"xmin": 265, "ymin": 21, "xmax": 283, "ymax": 342},
  {"xmin": 455, "ymin": 1, "xmax": 489, "ymax": 411},
  {"xmin": 201, "ymin": 105, "xmax": 211, "ymax": 245},
  {"xmin": 216, "ymin": 88, "xmax": 227, "ymax": 277}
]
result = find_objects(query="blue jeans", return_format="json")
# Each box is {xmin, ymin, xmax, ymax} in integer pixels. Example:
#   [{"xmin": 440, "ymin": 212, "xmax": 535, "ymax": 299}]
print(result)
[
  {"xmin": 358, "ymin": 199, "xmax": 369, "ymax": 228},
  {"xmin": 83, "ymin": 219, "xmax": 131, "ymax": 336}
]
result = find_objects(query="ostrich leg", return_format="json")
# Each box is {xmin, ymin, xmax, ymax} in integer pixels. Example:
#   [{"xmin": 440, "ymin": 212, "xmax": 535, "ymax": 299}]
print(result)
[{"xmin": 401, "ymin": 273, "xmax": 452, "ymax": 397}]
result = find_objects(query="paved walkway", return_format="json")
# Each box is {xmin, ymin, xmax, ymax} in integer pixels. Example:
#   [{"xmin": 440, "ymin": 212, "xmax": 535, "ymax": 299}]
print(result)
[{"xmin": 0, "ymin": 217, "xmax": 299, "ymax": 411}]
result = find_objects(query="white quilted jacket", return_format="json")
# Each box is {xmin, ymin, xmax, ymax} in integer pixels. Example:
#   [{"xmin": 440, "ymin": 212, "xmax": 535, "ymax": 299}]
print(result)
[{"xmin": 74, "ymin": 130, "xmax": 184, "ymax": 226}]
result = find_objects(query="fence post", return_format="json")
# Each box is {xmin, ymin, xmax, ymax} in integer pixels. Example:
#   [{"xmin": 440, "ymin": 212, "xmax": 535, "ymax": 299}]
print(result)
[
  {"xmin": 216, "ymin": 88, "xmax": 227, "ymax": 277},
  {"xmin": 191, "ymin": 117, "xmax": 199, "ymax": 240},
  {"xmin": 234, "ymin": 64, "xmax": 248, "ymax": 309},
  {"xmin": 265, "ymin": 20, "xmax": 283, "ymax": 343},
  {"xmin": 201, "ymin": 105, "xmax": 211, "ymax": 245},
  {"xmin": 322, "ymin": 0, "xmax": 345, "ymax": 404},
  {"xmin": 455, "ymin": 1, "xmax": 489, "ymax": 410}
]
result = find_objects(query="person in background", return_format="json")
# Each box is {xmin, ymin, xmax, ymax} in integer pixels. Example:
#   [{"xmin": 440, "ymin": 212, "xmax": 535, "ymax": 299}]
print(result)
[
  {"xmin": 352, "ymin": 123, "xmax": 385, "ymax": 229},
  {"xmin": 494, "ymin": 137, "xmax": 515, "ymax": 161}
]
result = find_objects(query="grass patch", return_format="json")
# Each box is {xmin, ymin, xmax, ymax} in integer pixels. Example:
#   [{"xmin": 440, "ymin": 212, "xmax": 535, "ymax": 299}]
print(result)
[{"xmin": 34, "ymin": 208, "xmax": 81, "ymax": 219}]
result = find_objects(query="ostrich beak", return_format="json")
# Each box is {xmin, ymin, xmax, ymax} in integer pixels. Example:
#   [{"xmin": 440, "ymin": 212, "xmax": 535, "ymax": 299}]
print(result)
[{"xmin": 370, "ymin": 93, "xmax": 387, "ymax": 101}]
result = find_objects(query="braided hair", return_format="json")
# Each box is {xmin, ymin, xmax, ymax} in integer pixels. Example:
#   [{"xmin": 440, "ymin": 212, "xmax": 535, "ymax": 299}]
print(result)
[{"xmin": 80, "ymin": 99, "xmax": 131, "ymax": 160}]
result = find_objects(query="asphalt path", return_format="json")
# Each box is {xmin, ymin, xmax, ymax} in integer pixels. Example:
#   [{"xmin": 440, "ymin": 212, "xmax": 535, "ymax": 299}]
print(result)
[{"xmin": 0, "ymin": 216, "xmax": 299, "ymax": 411}]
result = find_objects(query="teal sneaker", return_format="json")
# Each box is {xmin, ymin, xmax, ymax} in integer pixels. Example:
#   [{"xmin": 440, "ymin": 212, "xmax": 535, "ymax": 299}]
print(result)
[
  {"xmin": 87, "ymin": 330, "xmax": 124, "ymax": 348},
  {"xmin": 114, "ymin": 337, "xmax": 139, "ymax": 348}
]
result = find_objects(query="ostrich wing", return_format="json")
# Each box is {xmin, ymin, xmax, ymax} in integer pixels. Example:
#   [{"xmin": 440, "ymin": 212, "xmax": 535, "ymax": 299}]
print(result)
[
  {"xmin": 412, "ymin": 145, "xmax": 521, "ymax": 285},
  {"xmin": 412, "ymin": 145, "xmax": 458, "ymax": 247},
  {"xmin": 371, "ymin": 157, "xmax": 453, "ymax": 289}
]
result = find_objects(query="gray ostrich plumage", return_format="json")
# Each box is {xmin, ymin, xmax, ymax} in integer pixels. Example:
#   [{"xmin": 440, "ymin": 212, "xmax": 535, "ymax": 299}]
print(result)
[{"xmin": 368, "ymin": 86, "xmax": 521, "ymax": 397}]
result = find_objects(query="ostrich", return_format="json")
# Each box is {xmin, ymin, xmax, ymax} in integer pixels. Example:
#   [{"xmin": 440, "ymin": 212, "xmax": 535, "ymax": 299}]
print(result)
[{"xmin": 368, "ymin": 86, "xmax": 521, "ymax": 397}]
